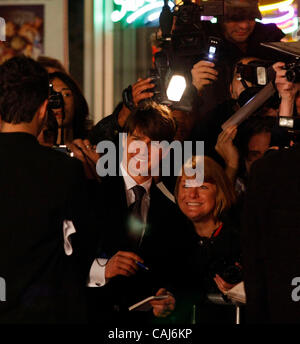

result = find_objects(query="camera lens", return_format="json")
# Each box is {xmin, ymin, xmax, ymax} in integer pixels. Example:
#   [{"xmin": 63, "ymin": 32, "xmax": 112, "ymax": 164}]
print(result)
[
  {"xmin": 286, "ymin": 67, "xmax": 300, "ymax": 84},
  {"xmin": 286, "ymin": 70, "xmax": 296, "ymax": 83}
]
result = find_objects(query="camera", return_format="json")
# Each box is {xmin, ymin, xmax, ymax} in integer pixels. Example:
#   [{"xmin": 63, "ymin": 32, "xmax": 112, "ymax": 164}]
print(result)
[
  {"xmin": 48, "ymin": 83, "xmax": 66, "ymax": 145},
  {"xmin": 285, "ymin": 59, "xmax": 300, "ymax": 83},
  {"xmin": 276, "ymin": 116, "xmax": 300, "ymax": 144},
  {"xmin": 48, "ymin": 83, "xmax": 64, "ymax": 110},
  {"xmin": 52, "ymin": 144, "xmax": 74, "ymax": 157},
  {"xmin": 209, "ymin": 258, "xmax": 243, "ymax": 285},
  {"xmin": 146, "ymin": 0, "xmax": 224, "ymax": 111},
  {"xmin": 236, "ymin": 60, "xmax": 274, "ymax": 87}
]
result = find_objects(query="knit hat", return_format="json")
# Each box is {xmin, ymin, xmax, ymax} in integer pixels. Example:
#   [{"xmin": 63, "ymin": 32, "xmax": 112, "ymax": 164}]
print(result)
[{"xmin": 224, "ymin": 0, "xmax": 262, "ymax": 21}]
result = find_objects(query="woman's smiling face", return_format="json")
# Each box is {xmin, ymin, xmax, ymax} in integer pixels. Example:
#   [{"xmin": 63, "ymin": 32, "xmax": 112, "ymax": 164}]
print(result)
[{"xmin": 177, "ymin": 176, "xmax": 217, "ymax": 222}]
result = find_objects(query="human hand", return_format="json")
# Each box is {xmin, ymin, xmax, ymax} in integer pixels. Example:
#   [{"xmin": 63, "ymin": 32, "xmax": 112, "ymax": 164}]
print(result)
[
  {"xmin": 215, "ymin": 125, "xmax": 239, "ymax": 169},
  {"xmin": 150, "ymin": 288, "xmax": 176, "ymax": 318},
  {"xmin": 67, "ymin": 139, "xmax": 100, "ymax": 179},
  {"xmin": 213, "ymin": 274, "xmax": 237, "ymax": 295},
  {"xmin": 274, "ymin": 61, "xmax": 300, "ymax": 100},
  {"xmin": 105, "ymin": 251, "xmax": 144, "ymax": 280},
  {"xmin": 119, "ymin": 77, "xmax": 155, "ymax": 127},
  {"xmin": 191, "ymin": 60, "xmax": 218, "ymax": 92},
  {"xmin": 131, "ymin": 77, "xmax": 155, "ymax": 107}
]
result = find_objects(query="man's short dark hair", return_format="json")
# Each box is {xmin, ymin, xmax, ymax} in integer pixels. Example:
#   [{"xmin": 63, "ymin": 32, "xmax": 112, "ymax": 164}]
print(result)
[
  {"xmin": 124, "ymin": 101, "xmax": 177, "ymax": 142},
  {"xmin": 236, "ymin": 116, "xmax": 275, "ymax": 158},
  {"xmin": 0, "ymin": 56, "xmax": 49, "ymax": 124},
  {"xmin": 37, "ymin": 55, "xmax": 67, "ymax": 73}
]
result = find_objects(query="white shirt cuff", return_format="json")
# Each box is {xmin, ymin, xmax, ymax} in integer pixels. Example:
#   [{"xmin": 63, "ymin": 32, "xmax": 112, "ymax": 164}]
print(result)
[
  {"xmin": 63, "ymin": 220, "xmax": 76, "ymax": 256},
  {"xmin": 87, "ymin": 258, "xmax": 108, "ymax": 287}
]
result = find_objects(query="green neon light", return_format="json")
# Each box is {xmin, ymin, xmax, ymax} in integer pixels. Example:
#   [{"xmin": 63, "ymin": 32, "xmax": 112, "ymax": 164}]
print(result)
[{"xmin": 111, "ymin": 0, "xmax": 174, "ymax": 23}]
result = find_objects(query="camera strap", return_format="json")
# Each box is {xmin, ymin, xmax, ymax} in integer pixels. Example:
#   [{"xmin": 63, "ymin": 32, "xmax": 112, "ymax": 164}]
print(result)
[
  {"xmin": 212, "ymin": 223, "xmax": 223, "ymax": 238},
  {"xmin": 198, "ymin": 223, "xmax": 223, "ymax": 247}
]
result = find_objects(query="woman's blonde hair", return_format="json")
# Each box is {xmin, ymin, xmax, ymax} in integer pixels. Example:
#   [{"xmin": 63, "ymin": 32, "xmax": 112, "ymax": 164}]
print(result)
[{"xmin": 174, "ymin": 156, "xmax": 236, "ymax": 220}]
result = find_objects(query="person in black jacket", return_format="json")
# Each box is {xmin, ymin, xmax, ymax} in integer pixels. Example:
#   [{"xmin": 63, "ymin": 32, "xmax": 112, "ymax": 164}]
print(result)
[
  {"xmin": 0, "ymin": 56, "xmax": 99, "ymax": 323},
  {"xmin": 242, "ymin": 144, "xmax": 300, "ymax": 323},
  {"xmin": 86, "ymin": 102, "xmax": 182, "ymax": 325},
  {"xmin": 172, "ymin": 155, "xmax": 241, "ymax": 323},
  {"xmin": 191, "ymin": 0, "xmax": 285, "ymax": 117}
]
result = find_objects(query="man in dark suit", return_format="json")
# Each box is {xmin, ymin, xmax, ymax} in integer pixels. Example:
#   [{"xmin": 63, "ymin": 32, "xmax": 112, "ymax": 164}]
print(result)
[
  {"xmin": 86, "ymin": 103, "xmax": 183, "ymax": 324},
  {"xmin": 242, "ymin": 145, "xmax": 300, "ymax": 323},
  {"xmin": 0, "ymin": 56, "xmax": 98, "ymax": 323}
]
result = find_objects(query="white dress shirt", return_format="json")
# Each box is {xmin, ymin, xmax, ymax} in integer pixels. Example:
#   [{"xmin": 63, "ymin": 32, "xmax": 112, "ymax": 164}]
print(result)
[{"xmin": 87, "ymin": 163, "xmax": 152, "ymax": 287}]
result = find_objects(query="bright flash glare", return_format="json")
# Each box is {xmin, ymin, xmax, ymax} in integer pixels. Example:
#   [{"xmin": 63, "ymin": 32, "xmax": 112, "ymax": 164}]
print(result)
[{"xmin": 166, "ymin": 75, "xmax": 187, "ymax": 102}]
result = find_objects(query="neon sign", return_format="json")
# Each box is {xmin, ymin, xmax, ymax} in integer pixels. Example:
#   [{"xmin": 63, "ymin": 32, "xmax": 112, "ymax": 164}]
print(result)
[
  {"xmin": 258, "ymin": 0, "xmax": 298, "ymax": 35},
  {"xmin": 111, "ymin": 0, "xmax": 175, "ymax": 24},
  {"xmin": 111, "ymin": 0, "xmax": 298, "ymax": 34}
]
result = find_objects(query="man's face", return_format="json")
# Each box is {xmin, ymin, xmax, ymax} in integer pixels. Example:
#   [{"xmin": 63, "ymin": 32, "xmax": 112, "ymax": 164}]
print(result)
[
  {"xmin": 123, "ymin": 129, "xmax": 163, "ymax": 179},
  {"xmin": 224, "ymin": 19, "xmax": 256, "ymax": 44},
  {"xmin": 245, "ymin": 131, "xmax": 271, "ymax": 173}
]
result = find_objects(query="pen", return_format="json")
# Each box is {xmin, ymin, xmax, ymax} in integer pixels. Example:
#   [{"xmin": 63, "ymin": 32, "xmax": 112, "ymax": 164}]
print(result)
[
  {"xmin": 136, "ymin": 261, "xmax": 150, "ymax": 271},
  {"xmin": 99, "ymin": 253, "xmax": 150, "ymax": 271}
]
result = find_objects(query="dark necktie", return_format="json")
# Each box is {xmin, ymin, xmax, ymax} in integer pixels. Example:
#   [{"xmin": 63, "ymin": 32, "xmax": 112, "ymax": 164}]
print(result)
[
  {"xmin": 130, "ymin": 185, "xmax": 146, "ymax": 220},
  {"xmin": 127, "ymin": 185, "xmax": 146, "ymax": 249}
]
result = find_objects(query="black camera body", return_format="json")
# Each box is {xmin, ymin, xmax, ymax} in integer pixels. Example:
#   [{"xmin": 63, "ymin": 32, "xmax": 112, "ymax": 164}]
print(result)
[
  {"xmin": 48, "ymin": 83, "xmax": 66, "ymax": 145},
  {"xmin": 148, "ymin": 1, "xmax": 224, "ymax": 111},
  {"xmin": 285, "ymin": 58, "xmax": 300, "ymax": 83},
  {"xmin": 209, "ymin": 258, "xmax": 243, "ymax": 285},
  {"xmin": 171, "ymin": 1, "xmax": 223, "ymax": 63},
  {"xmin": 236, "ymin": 60, "xmax": 274, "ymax": 87},
  {"xmin": 52, "ymin": 145, "xmax": 73, "ymax": 157},
  {"xmin": 48, "ymin": 83, "xmax": 64, "ymax": 110}
]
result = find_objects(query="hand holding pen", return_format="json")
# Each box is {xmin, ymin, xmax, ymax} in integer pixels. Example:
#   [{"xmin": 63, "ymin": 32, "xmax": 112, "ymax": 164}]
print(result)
[{"xmin": 105, "ymin": 251, "xmax": 149, "ymax": 280}]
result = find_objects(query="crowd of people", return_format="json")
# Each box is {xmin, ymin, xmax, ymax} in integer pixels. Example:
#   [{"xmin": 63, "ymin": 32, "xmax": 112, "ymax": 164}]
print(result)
[{"xmin": 1, "ymin": 0, "xmax": 300, "ymax": 324}]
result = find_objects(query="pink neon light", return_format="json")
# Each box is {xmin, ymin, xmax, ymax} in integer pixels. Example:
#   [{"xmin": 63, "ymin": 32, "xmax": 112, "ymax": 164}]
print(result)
[{"xmin": 260, "ymin": 6, "xmax": 294, "ymax": 24}]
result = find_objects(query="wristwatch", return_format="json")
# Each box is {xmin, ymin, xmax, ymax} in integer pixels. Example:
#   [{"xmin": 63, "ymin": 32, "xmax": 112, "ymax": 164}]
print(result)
[{"xmin": 122, "ymin": 85, "xmax": 135, "ymax": 111}]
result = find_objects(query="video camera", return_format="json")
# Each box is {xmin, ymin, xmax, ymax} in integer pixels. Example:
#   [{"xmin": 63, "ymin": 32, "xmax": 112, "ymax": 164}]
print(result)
[
  {"xmin": 151, "ymin": 0, "xmax": 224, "ymax": 111},
  {"xmin": 123, "ymin": 1, "xmax": 224, "ymax": 111}
]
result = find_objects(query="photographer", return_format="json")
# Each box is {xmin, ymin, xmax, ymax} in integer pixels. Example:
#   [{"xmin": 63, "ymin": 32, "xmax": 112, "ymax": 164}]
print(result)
[
  {"xmin": 88, "ymin": 77, "xmax": 155, "ymax": 145},
  {"xmin": 192, "ymin": 57, "xmax": 272, "ymax": 162},
  {"xmin": 273, "ymin": 62, "xmax": 300, "ymax": 117},
  {"xmin": 192, "ymin": 58, "xmax": 299, "ymax": 166},
  {"xmin": 215, "ymin": 117, "xmax": 280, "ymax": 190},
  {"xmin": 49, "ymin": 71, "xmax": 91, "ymax": 145},
  {"xmin": 187, "ymin": 0, "xmax": 285, "ymax": 116}
]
